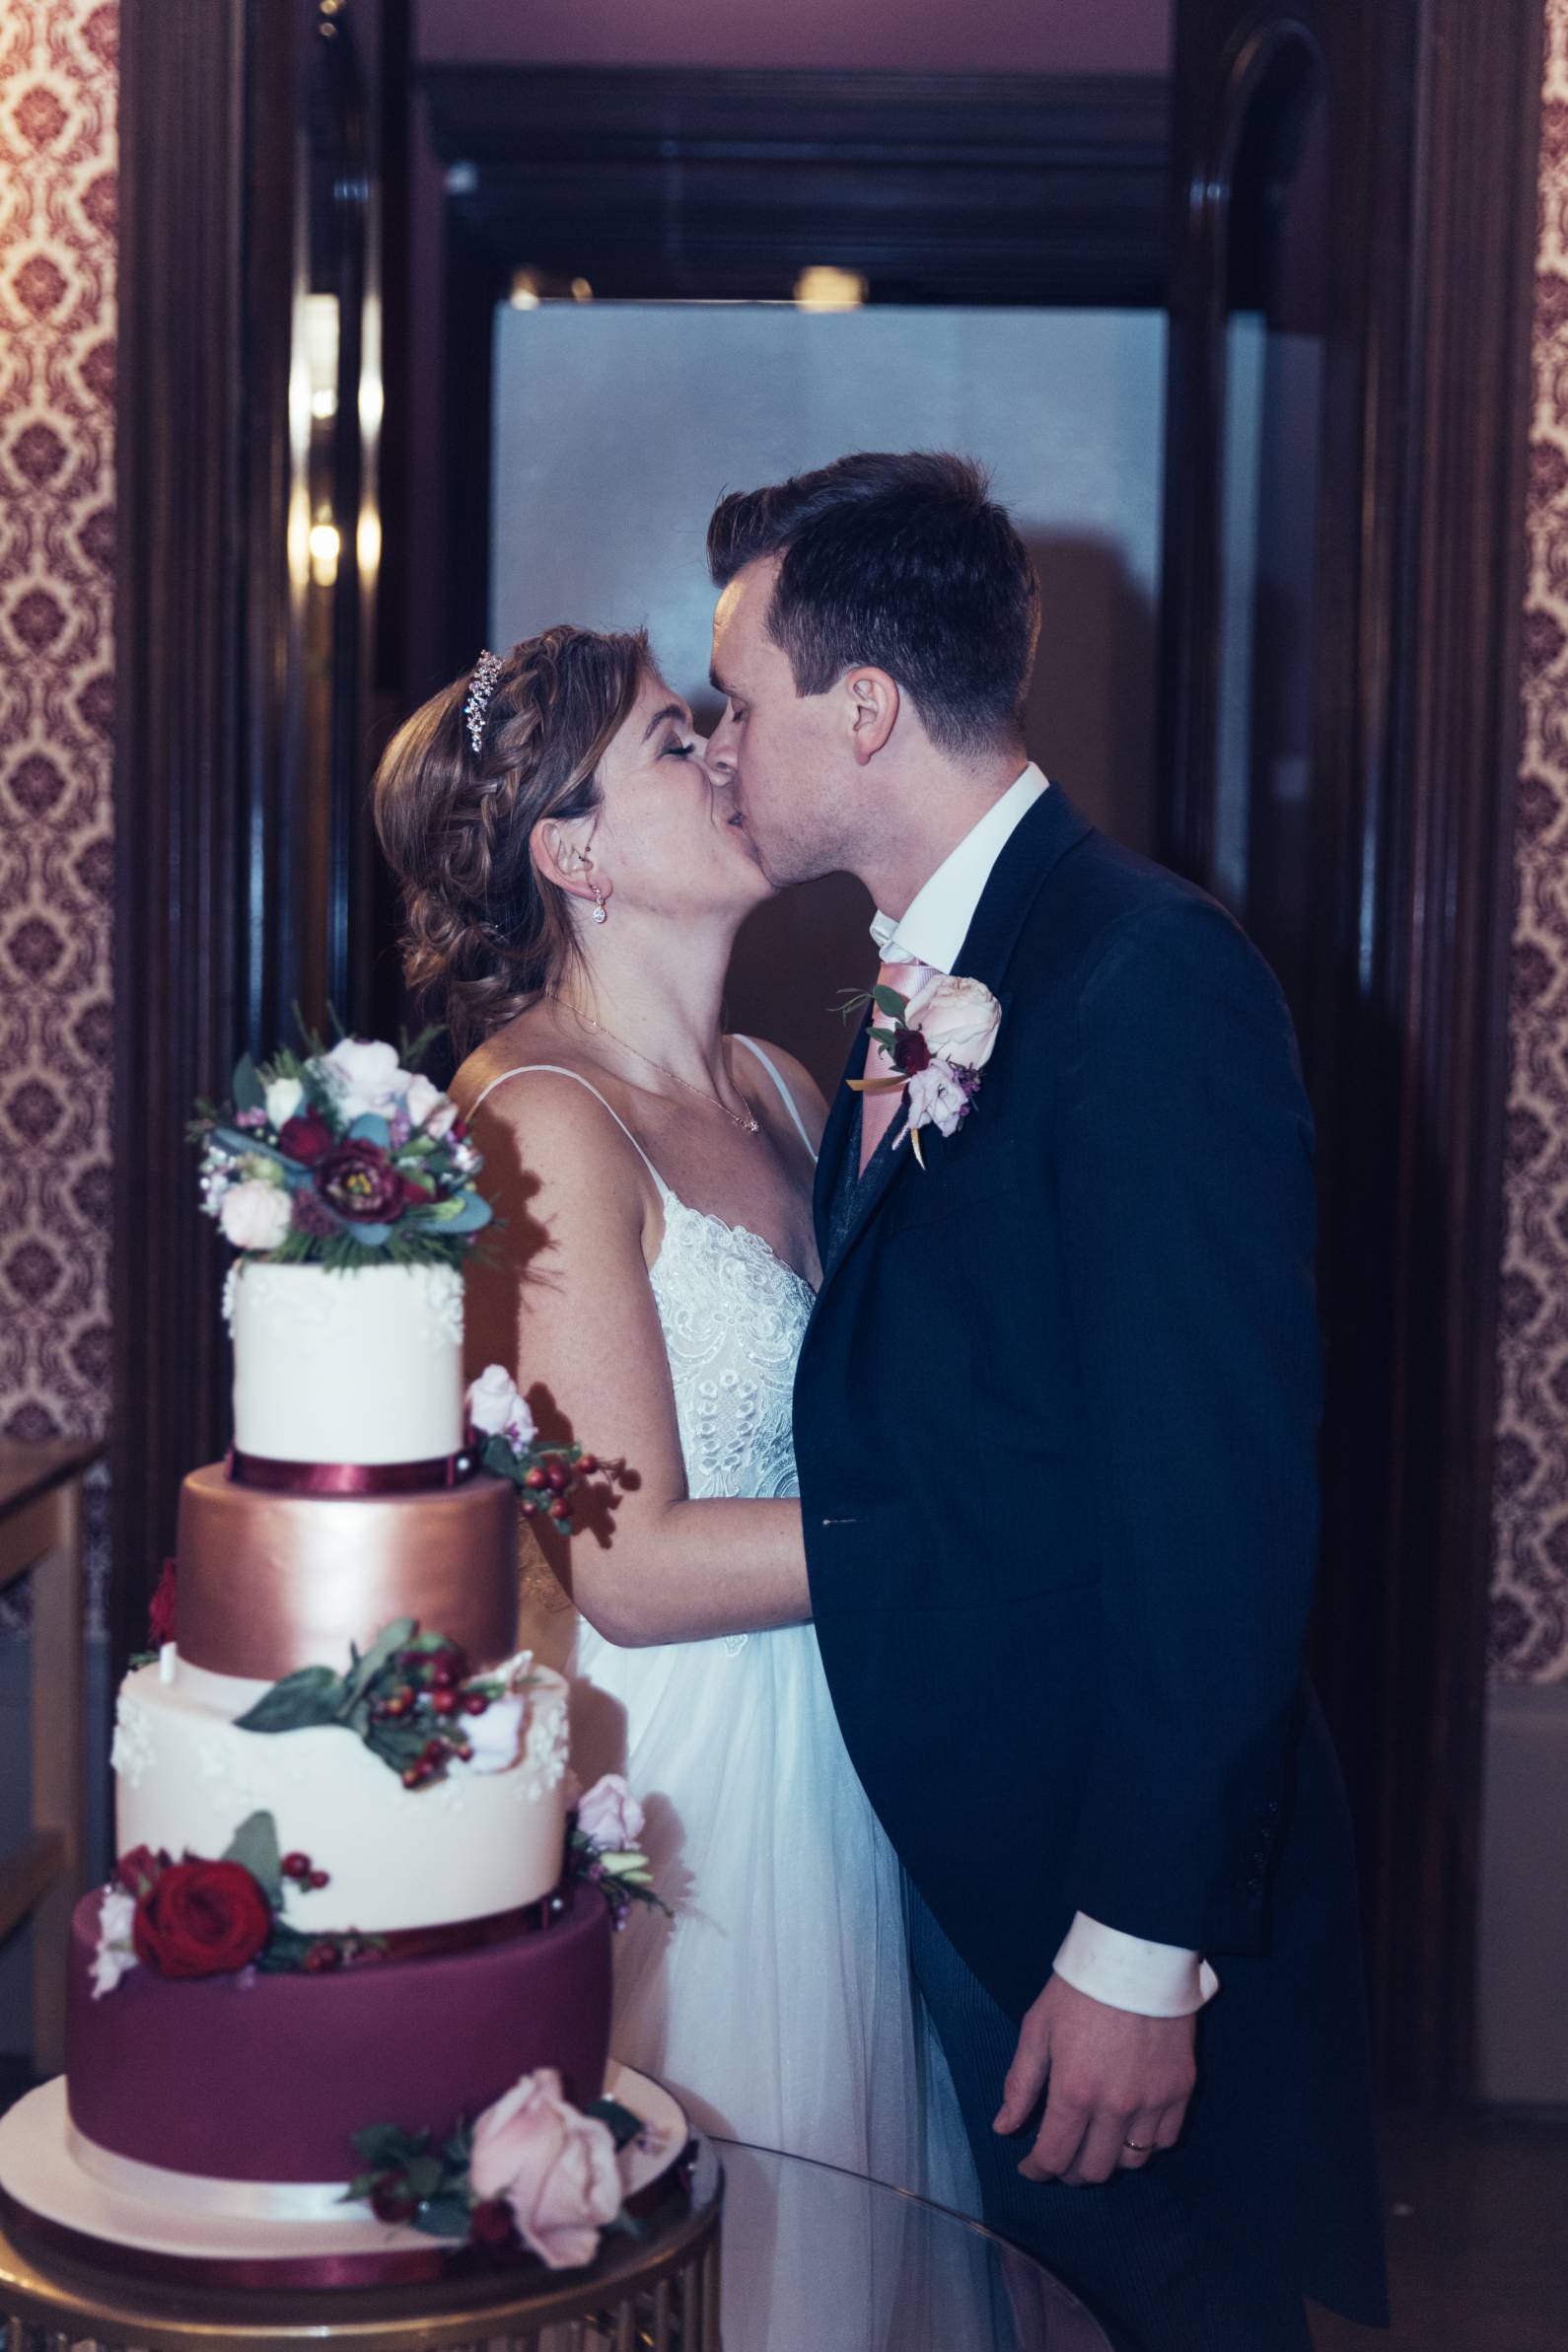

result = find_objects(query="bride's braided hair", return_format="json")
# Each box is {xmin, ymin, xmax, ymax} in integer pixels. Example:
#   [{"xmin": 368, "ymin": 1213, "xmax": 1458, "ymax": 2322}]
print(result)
[{"xmin": 373, "ymin": 625, "xmax": 650, "ymax": 1057}]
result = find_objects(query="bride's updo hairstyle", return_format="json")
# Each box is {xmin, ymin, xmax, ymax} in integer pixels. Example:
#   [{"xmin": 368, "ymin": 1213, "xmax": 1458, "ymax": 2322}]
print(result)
[{"xmin": 374, "ymin": 624, "xmax": 650, "ymax": 1057}]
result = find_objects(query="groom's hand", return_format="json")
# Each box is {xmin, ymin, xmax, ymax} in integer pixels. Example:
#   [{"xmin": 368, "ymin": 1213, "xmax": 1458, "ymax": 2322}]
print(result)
[{"xmin": 994, "ymin": 1973, "xmax": 1196, "ymax": 2187}]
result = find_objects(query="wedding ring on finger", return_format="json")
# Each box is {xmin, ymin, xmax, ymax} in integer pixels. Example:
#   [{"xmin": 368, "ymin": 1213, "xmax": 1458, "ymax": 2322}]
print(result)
[{"xmin": 1122, "ymin": 2137, "xmax": 1155, "ymax": 2154}]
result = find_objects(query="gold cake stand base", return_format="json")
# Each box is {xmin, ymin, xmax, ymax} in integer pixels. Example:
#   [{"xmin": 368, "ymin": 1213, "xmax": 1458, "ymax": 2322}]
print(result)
[{"xmin": 0, "ymin": 2143, "xmax": 723, "ymax": 2352}]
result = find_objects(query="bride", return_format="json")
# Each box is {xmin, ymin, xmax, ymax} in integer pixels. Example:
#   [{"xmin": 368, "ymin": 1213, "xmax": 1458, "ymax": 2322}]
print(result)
[{"xmin": 374, "ymin": 624, "xmax": 974, "ymax": 2218}]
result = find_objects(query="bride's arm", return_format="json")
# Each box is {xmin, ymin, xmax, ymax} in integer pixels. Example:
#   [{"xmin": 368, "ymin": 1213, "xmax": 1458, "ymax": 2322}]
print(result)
[{"xmin": 465, "ymin": 1075, "xmax": 812, "ymax": 1647}]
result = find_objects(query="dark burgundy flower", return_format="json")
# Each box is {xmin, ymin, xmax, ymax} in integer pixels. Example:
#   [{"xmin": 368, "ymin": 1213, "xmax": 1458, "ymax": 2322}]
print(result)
[
  {"xmin": 114, "ymin": 1845, "xmax": 170, "ymax": 1898},
  {"xmin": 148, "ymin": 1557, "xmax": 178, "ymax": 1647},
  {"xmin": 277, "ymin": 1107, "xmax": 333, "ymax": 1164},
  {"xmin": 891, "ymin": 1027, "xmax": 932, "ymax": 1076},
  {"xmin": 468, "ymin": 2197, "xmax": 518, "ymax": 2248},
  {"xmin": 316, "ymin": 1139, "xmax": 406, "ymax": 1225},
  {"xmin": 132, "ymin": 1859, "xmax": 272, "ymax": 1979}
]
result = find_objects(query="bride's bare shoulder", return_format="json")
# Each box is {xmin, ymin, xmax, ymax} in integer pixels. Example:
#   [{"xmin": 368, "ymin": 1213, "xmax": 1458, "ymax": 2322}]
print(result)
[{"xmin": 454, "ymin": 1021, "xmax": 650, "ymax": 1213}]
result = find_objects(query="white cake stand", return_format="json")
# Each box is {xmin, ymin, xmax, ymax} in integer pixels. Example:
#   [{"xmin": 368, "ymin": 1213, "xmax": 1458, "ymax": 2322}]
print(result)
[{"xmin": 0, "ymin": 2060, "xmax": 687, "ymax": 2273}]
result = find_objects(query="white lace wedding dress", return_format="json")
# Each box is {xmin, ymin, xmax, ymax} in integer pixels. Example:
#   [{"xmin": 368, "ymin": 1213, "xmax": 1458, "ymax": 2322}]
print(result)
[{"xmin": 471, "ymin": 1048, "xmax": 980, "ymax": 2271}]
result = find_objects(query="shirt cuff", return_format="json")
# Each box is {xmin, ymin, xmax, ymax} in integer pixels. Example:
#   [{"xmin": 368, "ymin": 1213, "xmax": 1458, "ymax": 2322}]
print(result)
[{"xmin": 1051, "ymin": 1913, "xmax": 1221, "ymax": 2017}]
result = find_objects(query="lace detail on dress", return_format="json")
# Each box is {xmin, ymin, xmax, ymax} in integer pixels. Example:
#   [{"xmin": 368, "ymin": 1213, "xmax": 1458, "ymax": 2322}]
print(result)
[{"xmin": 650, "ymin": 1199, "xmax": 815, "ymax": 1510}]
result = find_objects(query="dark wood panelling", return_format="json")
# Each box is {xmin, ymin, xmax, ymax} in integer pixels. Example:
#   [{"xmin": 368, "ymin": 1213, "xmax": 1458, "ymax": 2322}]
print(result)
[
  {"xmin": 111, "ymin": 0, "xmax": 304, "ymax": 1673},
  {"xmin": 1161, "ymin": 0, "xmax": 1542, "ymax": 2100},
  {"xmin": 419, "ymin": 68, "xmax": 1173, "ymax": 308}
]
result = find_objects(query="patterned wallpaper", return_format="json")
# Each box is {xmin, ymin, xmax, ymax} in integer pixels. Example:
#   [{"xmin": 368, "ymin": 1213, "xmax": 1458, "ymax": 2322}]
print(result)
[
  {"xmin": 0, "ymin": 0, "xmax": 116, "ymax": 1629},
  {"xmin": 1493, "ymin": 0, "xmax": 1568, "ymax": 1681}
]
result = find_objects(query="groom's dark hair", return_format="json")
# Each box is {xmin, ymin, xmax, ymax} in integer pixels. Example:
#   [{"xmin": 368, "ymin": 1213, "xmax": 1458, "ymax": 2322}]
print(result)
[{"xmin": 706, "ymin": 451, "xmax": 1039, "ymax": 755}]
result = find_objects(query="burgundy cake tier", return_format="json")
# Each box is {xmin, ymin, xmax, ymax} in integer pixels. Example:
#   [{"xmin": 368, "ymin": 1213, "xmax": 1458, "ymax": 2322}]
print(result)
[
  {"xmin": 176, "ymin": 1461, "xmax": 521, "ymax": 1679},
  {"xmin": 65, "ymin": 1880, "xmax": 611, "ymax": 2184}
]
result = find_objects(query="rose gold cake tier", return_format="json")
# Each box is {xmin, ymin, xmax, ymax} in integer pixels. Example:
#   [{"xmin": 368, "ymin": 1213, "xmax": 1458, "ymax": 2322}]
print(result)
[{"xmin": 175, "ymin": 1463, "xmax": 521, "ymax": 1679}]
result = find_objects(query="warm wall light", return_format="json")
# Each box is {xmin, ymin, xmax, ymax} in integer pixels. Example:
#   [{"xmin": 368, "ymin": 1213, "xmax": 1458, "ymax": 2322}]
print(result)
[
  {"xmin": 308, "ymin": 515, "xmax": 340, "ymax": 587},
  {"xmin": 793, "ymin": 265, "xmax": 867, "ymax": 312},
  {"xmin": 571, "ymin": 277, "xmax": 594, "ymax": 303},
  {"xmin": 302, "ymin": 293, "xmax": 339, "ymax": 421},
  {"xmin": 510, "ymin": 270, "xmax": 541, "ymax": 311}
]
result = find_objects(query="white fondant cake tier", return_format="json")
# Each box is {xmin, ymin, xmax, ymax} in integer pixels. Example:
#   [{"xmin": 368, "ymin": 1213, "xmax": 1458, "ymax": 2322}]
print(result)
[
  {"xmin": 226, "ymin": 1261, "xmax": 465, "ymax": 1464},
  {"xmin": 111, "ymin": 1654, "xmax": 570, "ymax": 1933}
]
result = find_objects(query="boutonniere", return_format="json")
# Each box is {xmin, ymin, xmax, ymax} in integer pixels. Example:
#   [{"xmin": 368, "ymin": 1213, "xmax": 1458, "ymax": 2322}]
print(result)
[{"xmin": 836, "ymin": 968, "xmax": 1003, "ymax": 1167}]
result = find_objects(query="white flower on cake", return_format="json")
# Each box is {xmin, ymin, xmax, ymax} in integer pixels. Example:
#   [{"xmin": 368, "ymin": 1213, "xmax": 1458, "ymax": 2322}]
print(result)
[
  {"xmin": 461, "ymin": 1691, "xmax": 528, "ymax": 1774},
  {"xmin": 468, "ymin": 2068, "xmax": 622, "ymax": 2270},
  {"xmin": 319, "ymin": 1036, "xmax": 416, "ymax": 1120},
  {"xmin": 218, "ymin": 1177, "xmax": 293, "ymax": 1252},
  {"xmin": 263, "ymin": 1074, "xmax": 304, "ymax": 1127},
  {"xmin": 90, "ymin": 1886, "xmax": 138, "ymax": 2000},
  {"xmin": 404, "ymin": 1071, "xmax": 458, "ymax": 1137},
  {"xmin": 466, "ymin": 1364, "xmax": 538, "ymax": 1450}
]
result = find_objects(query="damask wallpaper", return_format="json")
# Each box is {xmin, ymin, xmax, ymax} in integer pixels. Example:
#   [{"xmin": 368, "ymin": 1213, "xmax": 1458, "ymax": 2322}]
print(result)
[
  {"xmin": 1493, "ymin": 0, "xmax": 1568, "ymax": 1682},
  {"xmin": 0, "ymin": 0, "xmax": 116, "ymax": 1627}
]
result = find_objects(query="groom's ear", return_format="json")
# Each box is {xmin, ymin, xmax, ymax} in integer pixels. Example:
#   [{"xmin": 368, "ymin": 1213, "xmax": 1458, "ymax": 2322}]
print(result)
[{"xmin": 844, "ymin": 667, "xmax": 899, "ymax": 767}]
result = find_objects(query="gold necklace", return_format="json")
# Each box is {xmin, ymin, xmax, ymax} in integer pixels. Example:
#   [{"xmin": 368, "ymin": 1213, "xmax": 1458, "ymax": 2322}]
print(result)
[{"xmin": 546, "ymin": 994, "xmax": 760, "ymax": 1135}]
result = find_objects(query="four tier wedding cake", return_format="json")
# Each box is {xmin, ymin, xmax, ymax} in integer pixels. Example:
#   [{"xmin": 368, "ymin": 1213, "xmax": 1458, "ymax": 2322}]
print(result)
[{"xmin": 0, "ymin": 1033, "xmax": 680, "ymax": 2286}]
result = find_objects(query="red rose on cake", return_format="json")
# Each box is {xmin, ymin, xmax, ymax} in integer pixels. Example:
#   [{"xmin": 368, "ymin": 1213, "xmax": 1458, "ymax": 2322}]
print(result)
[
  {"xmin": 314, "ymin": 1139, "xmax": 407, "ymax": 1224},
  {"xmin": 131, "ymin": 1858, "xmax": 273, "ymax": 1979},
  {"xmin": 276, "ymin": 1106, "xmax": 334, "ymax": 1164}
]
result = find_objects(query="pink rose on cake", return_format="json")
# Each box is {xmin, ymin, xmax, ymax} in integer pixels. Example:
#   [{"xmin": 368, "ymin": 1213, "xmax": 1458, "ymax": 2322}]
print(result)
[
  {"xmin": 469, "ymin": 2068, "xmax": 622, "ymax": 2270},
  {"xmin": 576, "ymin": 1773, "xmax": 645, "ymax": 1851}
]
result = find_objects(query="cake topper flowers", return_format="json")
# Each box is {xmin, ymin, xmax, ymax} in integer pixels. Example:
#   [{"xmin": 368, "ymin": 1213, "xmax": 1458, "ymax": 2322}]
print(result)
[{"xmin": 190, "ymin": 1019, "xmax": 492, "ymax": 1270}]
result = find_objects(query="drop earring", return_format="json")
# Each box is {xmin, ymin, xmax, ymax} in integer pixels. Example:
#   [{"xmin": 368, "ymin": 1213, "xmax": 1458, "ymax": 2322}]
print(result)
[{"xmin": 579, "ymin": 849, "xmax": 608, "ymax": 924}]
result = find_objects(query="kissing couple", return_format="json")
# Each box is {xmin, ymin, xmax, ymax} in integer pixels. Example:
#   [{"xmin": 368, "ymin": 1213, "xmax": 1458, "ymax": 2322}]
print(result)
[{"xmin": 374, "ymin": 451, "xmax": 1388, "ymax": 2352}]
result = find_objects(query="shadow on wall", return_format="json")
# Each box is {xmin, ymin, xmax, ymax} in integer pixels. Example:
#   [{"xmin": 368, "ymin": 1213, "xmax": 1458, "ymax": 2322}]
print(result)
[
  {"xmin": 722, "ymin": 532, "xmax": 1161, "ymax": 1097},
  {"xmin": 1024, "ymin": 530, "xmax": 1160, "ymax": 859}
]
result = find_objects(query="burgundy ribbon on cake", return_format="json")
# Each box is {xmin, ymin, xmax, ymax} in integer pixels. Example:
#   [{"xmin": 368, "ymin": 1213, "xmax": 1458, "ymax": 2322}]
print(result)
[{"xmin": 227, "ymin": 1446, "xmax": 477, "ymax": 1495}]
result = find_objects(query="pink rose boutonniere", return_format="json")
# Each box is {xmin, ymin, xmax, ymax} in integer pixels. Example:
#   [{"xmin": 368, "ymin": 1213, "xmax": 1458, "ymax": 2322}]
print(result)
[{"xmin": 843, "ymin": 968, "xmax": 1003, "ymax": 1166}]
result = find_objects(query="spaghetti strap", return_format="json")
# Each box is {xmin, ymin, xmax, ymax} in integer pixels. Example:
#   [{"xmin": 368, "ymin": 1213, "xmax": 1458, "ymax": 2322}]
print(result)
[
  {"xmin": 734, "ymin": 1036, "xmax": 818, "ymax": 1164},
  {"xmin": 466, "ymin": 1064, "xmax": 672, "ymax": 1202}
]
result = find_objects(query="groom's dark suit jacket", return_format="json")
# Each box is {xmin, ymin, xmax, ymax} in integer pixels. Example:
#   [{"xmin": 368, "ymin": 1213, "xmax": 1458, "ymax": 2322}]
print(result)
[{"xmin": 797, "ymin": 785, "xmax": 1387, "ymax": 2324}]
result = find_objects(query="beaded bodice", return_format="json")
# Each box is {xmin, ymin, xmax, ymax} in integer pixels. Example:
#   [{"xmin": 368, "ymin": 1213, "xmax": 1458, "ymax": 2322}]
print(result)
[{"xmin": 648, "ymin": 1196, "xmax": 817, "ymax": 1503}]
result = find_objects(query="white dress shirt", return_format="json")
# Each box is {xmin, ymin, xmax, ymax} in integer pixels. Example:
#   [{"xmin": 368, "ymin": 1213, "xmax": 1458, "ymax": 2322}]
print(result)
[{"xmin": 871, "ymin": 763, "xmax": 1219, "ymax": 2021}]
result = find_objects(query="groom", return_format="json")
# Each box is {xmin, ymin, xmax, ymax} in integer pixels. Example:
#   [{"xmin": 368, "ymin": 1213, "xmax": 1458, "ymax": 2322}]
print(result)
[{"xmin": 706, "ymin": 454, "xmax": 1387, "ymax": 2351}]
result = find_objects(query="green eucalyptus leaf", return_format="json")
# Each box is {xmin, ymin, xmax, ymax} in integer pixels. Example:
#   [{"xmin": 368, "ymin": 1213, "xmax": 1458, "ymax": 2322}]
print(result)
[
  {"xmin": 347, "ymin": 1112, "xmax": 392, "ymax": 1146},
  {"xmin": 413, "ymin": 2193, "xmax": 472, "ymax": 2241},
  {"xmin": 220, "ymin": 1811, "xmax": 284, "ymax": 1910},
  {"xmin": 340, "ymin": 1618, "xmax": 418, "ymax": 1710},
  {"xmin": 232, "ymin": 1054, "xmax": 266, "ymax": 1111},
  {"xmin": 234, "ymin": 1667, "xmax": 346, "ymax": 1734},
  {"xmin": 422, "ymin": 1190, "xmax": 491, "ymax": 1234},
  {"xmin": 872, "ymin": 983, "xmax": 911, "ymax": 1020},
  {"xmin": 350, "ymin": 2120, "xmax": 420, "ymax": 2170}
]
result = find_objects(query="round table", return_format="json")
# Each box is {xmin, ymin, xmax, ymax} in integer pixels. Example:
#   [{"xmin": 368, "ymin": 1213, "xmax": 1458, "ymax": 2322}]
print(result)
[{"xmin": 0, "ymin": 2138, "xmax": 1111, "ymax": 2351}]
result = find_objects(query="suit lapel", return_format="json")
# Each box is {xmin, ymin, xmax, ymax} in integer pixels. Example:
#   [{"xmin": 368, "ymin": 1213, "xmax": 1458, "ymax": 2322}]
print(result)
[{"xmin": 813, "ymin": 784, "xmax": 1093, "ymax": 1302}]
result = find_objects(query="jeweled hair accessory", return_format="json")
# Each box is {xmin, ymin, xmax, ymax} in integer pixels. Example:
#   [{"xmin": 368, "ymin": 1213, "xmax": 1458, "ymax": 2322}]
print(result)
[{"xmin": 463, "ymin": 649, "xmax": 505, "ymax": 756}]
